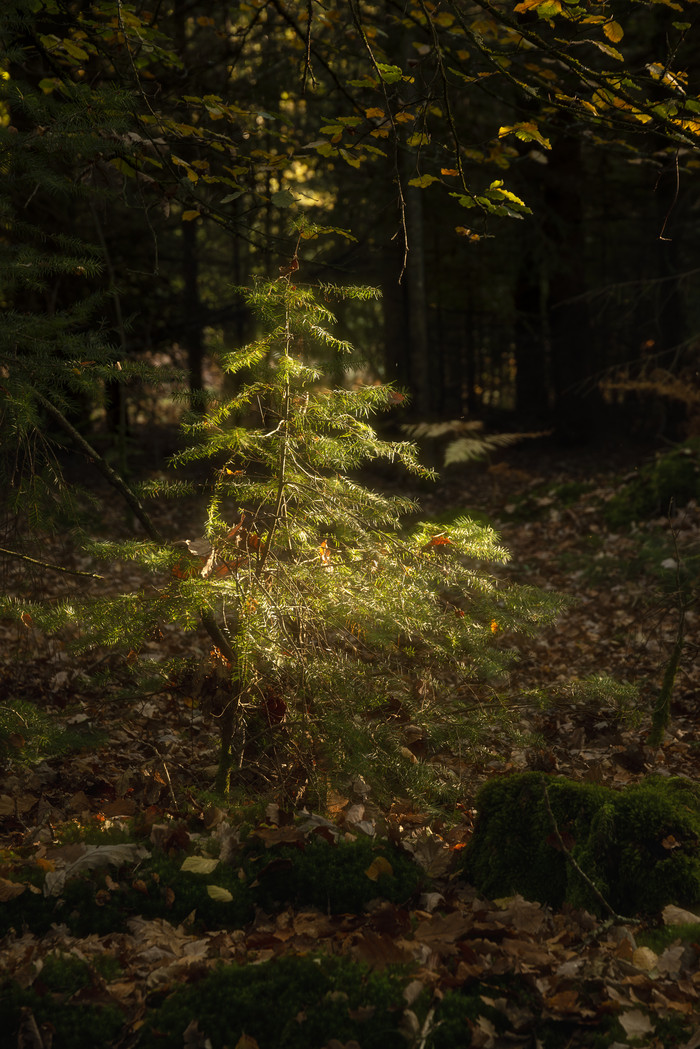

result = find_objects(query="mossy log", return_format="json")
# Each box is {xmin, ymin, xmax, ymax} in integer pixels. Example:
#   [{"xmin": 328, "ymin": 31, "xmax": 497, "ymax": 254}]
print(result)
[{"xmin": 462, "ymin": 772, "xmax": 700, "ymax": 917}]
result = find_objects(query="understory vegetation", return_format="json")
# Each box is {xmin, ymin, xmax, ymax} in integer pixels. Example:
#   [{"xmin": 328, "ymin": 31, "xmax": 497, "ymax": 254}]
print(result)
[{"xmin": 3, "ymin": 261, "xmax": 566, "ymax": 805}]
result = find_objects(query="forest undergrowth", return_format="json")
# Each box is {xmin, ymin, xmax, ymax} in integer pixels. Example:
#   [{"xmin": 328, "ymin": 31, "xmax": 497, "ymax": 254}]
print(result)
[{"xmin": 2, "ymin": 441, "xmax": 700, "ymax": 1048}]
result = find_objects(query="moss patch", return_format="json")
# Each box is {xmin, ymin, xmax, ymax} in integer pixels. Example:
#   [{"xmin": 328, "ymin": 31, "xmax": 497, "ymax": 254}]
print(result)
[
  {"xmin": 604, "ymin": 440, "xmax": 700, "ymax": 528},
  {"xmin": 461, "ymin": 772, "xmax": 700, "ymax": 916},
  {"xmin": 1, "ymin": 957, "xmax": 124, "ymax": 1049},
  {"xmin": 0, "ymin": 830, "xmax": 422, "ymax": 938},
  {"xmin": 140, "ymin": 955, "xmax": 413, "ymax": 1049},
  {"xmin": 241, "ymin": 832, "xmax": 421, "ymax": 914}
]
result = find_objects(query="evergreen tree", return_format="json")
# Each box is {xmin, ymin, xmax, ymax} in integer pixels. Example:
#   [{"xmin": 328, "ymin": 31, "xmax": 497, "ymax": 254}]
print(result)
[{"xmin": 4, "ymin": 232, "xmax": 563, "ymax": 803}]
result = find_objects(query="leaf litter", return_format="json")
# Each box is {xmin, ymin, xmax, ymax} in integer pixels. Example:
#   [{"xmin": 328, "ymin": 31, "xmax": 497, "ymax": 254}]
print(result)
[{"xmin": 2, "ymin": 446, "xmax": 700, "ymax": 1046}]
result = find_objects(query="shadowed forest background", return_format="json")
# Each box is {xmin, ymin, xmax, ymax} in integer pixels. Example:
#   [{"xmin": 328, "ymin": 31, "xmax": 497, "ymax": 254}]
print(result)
[
  {"xmin": 2, "ymin": 0, "xmax": 700, "ymax": 448},
  {"xmin": 4, "ymin": 3, "xmax": 700, "ymax": 1048}
]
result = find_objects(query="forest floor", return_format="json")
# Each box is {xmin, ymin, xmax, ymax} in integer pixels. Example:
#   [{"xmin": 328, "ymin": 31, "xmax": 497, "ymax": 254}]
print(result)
[{"xmin": 1, "ymin": 438, "xmax": 700, "ymax": 1048}]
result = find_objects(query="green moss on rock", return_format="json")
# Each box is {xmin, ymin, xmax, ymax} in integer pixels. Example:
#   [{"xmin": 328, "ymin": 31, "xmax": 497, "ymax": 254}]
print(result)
[{"xmin": 461, "ymin": 772, "xmax": 700, "ymax": 916}]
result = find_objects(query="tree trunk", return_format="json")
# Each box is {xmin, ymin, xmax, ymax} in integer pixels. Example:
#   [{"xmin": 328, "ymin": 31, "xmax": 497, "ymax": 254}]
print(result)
[
  {"xmin": 545, "ymin": 133, "xmax": 601, "ymax": 442},
  {"xmin": 514, "ymin": 248, "xmax": 550, "ymax": 423},
  {"xmin": 182, "ymin": 220, "xmax": 204, "ymax": 407}
]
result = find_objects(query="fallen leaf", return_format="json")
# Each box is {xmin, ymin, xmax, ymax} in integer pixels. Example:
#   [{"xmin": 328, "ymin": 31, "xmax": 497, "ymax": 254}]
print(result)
[
  {"xmin": 251, "ymin": 826, "xmax": 305, "ymax": 847},
  {"xmin": 414, "ymin": 911, "xmax": 473, "ymax": 947},
  {"xmin": 632, "ymin": 946, "xmax": 658, "ymax": 971},
  {"xmin": 235, "ymin": 1034, "xmax": 260, "ymax": 1049},
  {"xmin": 544, "ymin": 988, "xmax": 582, "ymax": 1014},
  {"xmin": 681, "ymin": 1027, "xmax": 700, "ymax": 1049},
  {"xmin": 365, "ymin": 856, "xmax": 393, "ymax": 881},
  {"xmin": 44, "ymin": 843, "xmax": 150, "ymax": 896},
  {"xmin": 207, "ymin": 884, "xmax": 233, "ymax": 902},
  {"xmin": 656, "ymin": 943, "xmax": 686, "ymax": 976},
  {"xmin": 350, "ymin": 930, "xmax": 414, "ymax": 968},
  {"xmin": 0, "ymin": 877, "xmax": 25, "ymax": 901},
  {"xmin": 181, "ymin": 856, "xmax": 219, "ymax": 875},
  {"xmin": 487, "ymin": 895, "xmax": 547, "ymax": 934},
  {"xmin": 618, "ymin": 1009, "xmax": 654, "ymax": 1038},
  {"xmin": 663, "ymin": 904, "xmax": 700, "ymax": 925}
]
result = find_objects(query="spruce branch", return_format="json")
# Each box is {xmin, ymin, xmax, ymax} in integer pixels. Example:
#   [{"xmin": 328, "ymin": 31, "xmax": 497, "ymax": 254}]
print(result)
[
  {"xmin": 31, "ymin": 390, "xmax": 163, "ymax": 543},
  {"xmin": 31, "ymin": 391, "xmax": 240, "ymax": 664}
]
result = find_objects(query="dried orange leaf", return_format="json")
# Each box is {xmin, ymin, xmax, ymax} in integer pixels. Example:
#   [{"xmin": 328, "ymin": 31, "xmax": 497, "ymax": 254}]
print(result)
[{"xmin": 365, "ymin": 856, "xmax": 393, "ymax": 881}]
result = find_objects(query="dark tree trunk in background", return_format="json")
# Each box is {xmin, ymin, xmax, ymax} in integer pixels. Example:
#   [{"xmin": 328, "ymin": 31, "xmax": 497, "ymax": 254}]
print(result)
[
  {"xmin": 545, "ymin": 133, "xmax": 601, "ymax": 442},
  {"xmin": 514, "ymin": 249, "xmax": 550, "ymax": 423},
  {"xmin": 403, "ymin": 183, "xmax": 432, "ymax": 416},
  {"xmin": 655, "ymin": 162, "xmax": 686, "ymax": 359},
  {"xmin": 381, "ymin": 29, "xmax": 432, "ymax": 418},
  {"xmin": 182, "ymin": 220, "xmax": 204, "ymax": 408},
  {"xmin": 382, "ymin": 237, "xmax": 409, "ymax": 389}
]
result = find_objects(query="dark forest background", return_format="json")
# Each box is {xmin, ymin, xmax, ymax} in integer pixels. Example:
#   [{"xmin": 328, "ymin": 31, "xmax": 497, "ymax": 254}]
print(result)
[{"xmin": 3, "ymin": 0, "xmax": 700, "ymax": 472}]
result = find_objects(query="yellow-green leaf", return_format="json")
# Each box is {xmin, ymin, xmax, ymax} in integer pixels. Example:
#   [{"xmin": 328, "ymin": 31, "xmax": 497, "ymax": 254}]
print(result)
[
  {"xmin": 590, "ymin": 40, "xmax": 623, "ymax": 61},
  {"xmin": 536, "ymin": 0, "xmax": 562, "ymax": 17},
  {"xmin": 407, "ymin": 132, "xmax": 430, "ymax": 147},
  {"xmin": 376, "ymin": 62, "xmax": 402, "ymax": 84},
  {"xmin": 181, "ymin": 856, "xmax": 219, "ymax": 874},
  {"xmin": 62, "ymin": 38, "xmax": 89, "ymax": 60},
  {"xmin": 603, "ymin": 21, "xmax": 624, "ymax": 43},
  {"xmin": 181, "ymin": 210, "xmax": 201, "ymax": 222},
  {"xmin": 271, "ymin": 189, "xmax": 295, "ymax": 208},
  {"xmin": 408, "ymin": 174, "xmax": 439, "ymax": 188},
  {"xmin": 339, "ymin": 148, "xmax": 361, "ymax": 169},
  {"xmin": 498, "ymin": 122, "xmax": 551, "ymax": 149},
  {"xmin": 207, "ymin": 884, "xmax": 233, "ymax": 902}
]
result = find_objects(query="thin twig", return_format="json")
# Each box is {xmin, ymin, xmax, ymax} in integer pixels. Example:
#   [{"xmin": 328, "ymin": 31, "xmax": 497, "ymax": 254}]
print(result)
[
  {"xmin": 301, "ymin": 0, "xmax": 316, "ymax": 94},
  {"xmin": 658, "ymin": 150, "xmax": 680, "ymax": 242},
  {"xmin": 0, "ymin": 546, "xmax": 103, "ymax": 579},
  {"xmin": 154, "ymin": 748, "xmax": 178, "ymax": 810},
  {"xmin": 32, "ymin": 391, "xmax": 162, "ymax": 543},
  {"xmin": 541, "ymin": 778, "xmax": 631, "ymax": 923}
]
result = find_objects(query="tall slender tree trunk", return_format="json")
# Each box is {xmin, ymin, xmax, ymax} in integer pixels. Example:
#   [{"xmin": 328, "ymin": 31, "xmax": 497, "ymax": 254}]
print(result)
[
  {"xmin": 403, "ymin": 182, "xmax": 432, "ymax": 416},
  {"xmin": 545, "ymin": 132, "xmax": 600, "ymax": 442},
  {"xmin": 514, "ymin": 245, "xmax": 550, "ymax": 423},
  {"xmin": 182, "ymin": 220, "xmax": 204, "ymax": 407}
]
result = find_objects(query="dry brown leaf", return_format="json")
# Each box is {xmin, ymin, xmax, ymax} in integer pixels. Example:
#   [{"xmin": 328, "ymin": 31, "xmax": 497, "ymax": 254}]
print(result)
[
  {"xmin": 0, "ymin": 876, "xmax": 26, "ymax": 901},
  {"xmin": 543, "ymin": 988, "xmax": 582, "ymax": 1014},
  {"xmin": 293, "ymin": 911, "xmax": 335, "ymax": 939},
  {"xmin": 487, "ymin": 896, "xmax": 547, "ymax": 934},
  {"xmin": 618, "ymin": 1009, "xmax": 654, "ymax": 1038},
  {"xmin": 656, "ymin": 944, "xmax": 687, "ymax": 976},
  {"xmin": 251, "ymin": 826, "xmax": 305, "ymax": 847},
  {"xmin": 663, "ymin": 904, "xmax": 700, "ymax": 925},
  {"xmin": 632, "ymin": 946, "xmax": 658, "ymax": 971},
  {"xmin": 414, "ymin": 911, "xmax": 473, "ymax": 946},
  {"xmin": 681, "ymin": 1026, "xmax": 700, "ymax": 1049},
  {"xmin": 350, "ymin": 930, "xmax": 415, "ymax": 968},
  {"xmin": 234, "ymin": 1035, "xmax": 260, "ymax": 1049}
]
